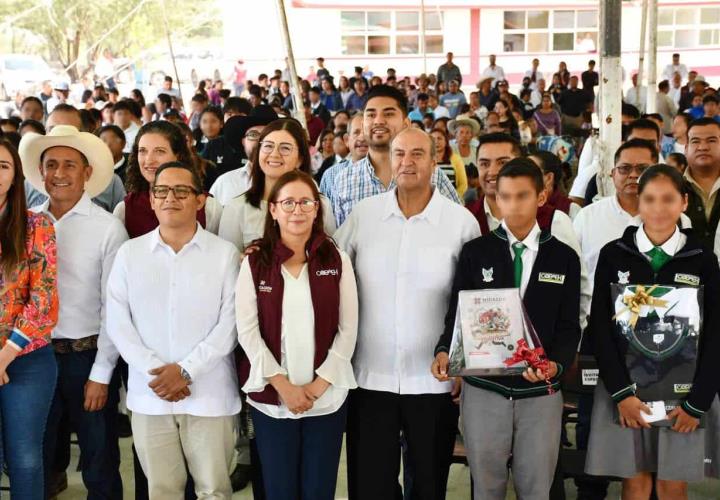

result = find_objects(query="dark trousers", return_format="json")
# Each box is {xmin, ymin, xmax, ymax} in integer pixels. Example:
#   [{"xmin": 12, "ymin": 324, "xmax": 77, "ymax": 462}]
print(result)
[
  {"xmin": 251, "ymin": 402, "xmax": 347, "ymax": 500},
  {"xmin": 0, "ymin": 346, "xmax": 57, "ymax": 499},
  {"xmin": 347, "ymin": 389, "xmax": 458, "ymax": 500},
  {"xmin": 43, "ymin": 348, "xmax": 122, "ymax": 499}
]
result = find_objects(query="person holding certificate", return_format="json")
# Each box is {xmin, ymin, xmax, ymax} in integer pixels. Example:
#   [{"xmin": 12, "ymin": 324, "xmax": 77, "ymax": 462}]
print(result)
[
  {"xmin": 585, "ymin": 164, "xmax": 720, "ymax": 499},
  {"xmin": 433, "ymin": 158, "xmax": 581, "ymax": 500}
]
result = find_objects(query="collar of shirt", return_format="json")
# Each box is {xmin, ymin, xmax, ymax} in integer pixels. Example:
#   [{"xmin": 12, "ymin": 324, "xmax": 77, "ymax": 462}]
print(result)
[
  {"xmin": 503, "ymin": 220, "xmax": 541, "ymax": 255},
  {"xmin": 149, "ymin": 222, "xmax": 208, "ymax": 254},
  {"xmin": 636, "ymin": 223, "xmax": 683, "ymax": 257},
  {"xmin": 114, "ymin": 156, "xmax": 126, "ymax": 171},
  {"xmin": 684, "ymin": 168, "xmax": 720, "ymax": 199},
  {"xmin": 484, "ymin": 196, "xmax": 501, "ymax": 230},
  {"xmin": 38, "ymin": 191, "xmax": 93, "ymax": 223},
  {"xmin": 382, "ymin": 187, "xmax": 443, "ymax": 225}
]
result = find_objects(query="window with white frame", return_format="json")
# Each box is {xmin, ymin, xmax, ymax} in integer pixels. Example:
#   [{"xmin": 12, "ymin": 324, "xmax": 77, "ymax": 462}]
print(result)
[
  {"xmin": 340, "ymin": 10, "xmax": 444, "ymax": 56},
  {"xmin": 502, "ymin": 9, "xmax": 598, "ymax": 53},
  {"xmin": 658, "ymin": 7, "xmax": 720, "ymax": 48}
]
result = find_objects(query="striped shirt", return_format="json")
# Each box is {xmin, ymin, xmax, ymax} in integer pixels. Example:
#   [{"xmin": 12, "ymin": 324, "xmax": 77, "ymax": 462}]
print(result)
[{"xmin": 331, "ymin": 155, "xmax": 462, "ymax": 227}]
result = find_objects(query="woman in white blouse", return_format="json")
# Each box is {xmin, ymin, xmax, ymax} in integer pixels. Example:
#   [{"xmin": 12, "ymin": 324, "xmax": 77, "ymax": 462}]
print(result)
[
  {"xmin": 218, "ymin": 119, "xmax": 335, "ymax": 252},
  {"xmin": 236, "ymin": 169, "xmax": 357, "ymax": 499}
]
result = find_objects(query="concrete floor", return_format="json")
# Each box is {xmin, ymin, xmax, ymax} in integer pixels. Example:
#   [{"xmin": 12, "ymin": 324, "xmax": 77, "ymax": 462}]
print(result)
[{"xmin": 53, "ymin": 434, "xmax": 720, "ymax": 499}]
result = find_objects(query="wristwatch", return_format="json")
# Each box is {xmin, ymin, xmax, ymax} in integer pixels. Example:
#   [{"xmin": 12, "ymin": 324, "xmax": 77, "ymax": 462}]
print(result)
[{"xmin": 180, "ymin": 367, "xmax": 192, "ymax": 383}]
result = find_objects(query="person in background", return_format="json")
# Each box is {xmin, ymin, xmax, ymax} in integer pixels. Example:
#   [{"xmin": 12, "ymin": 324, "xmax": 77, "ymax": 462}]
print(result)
[
  {"xmin": 662, "ymin": 52, "xmax": 689, "ymax": 82},
  {"xmin": 320, "ymin": 77, "xmax": 343, "ymax": 113},
  {"xmin": 196, "ymin": 106, "xmax": 224, "ymax": 155},
  {"xmin": 97, "ymin": 125, "xmax": 129, "ymax": 184},
  {"xmin": 581, "ymin": 60, "xmax": 599, "ymax": 100},
  {"xmin": 440, "ymin": 80, "xmax": 467, "ymax": 119},
  {"xmin": 667, "ymin": 152, "xmax": 688, "ymax": 173},
  {"xmin": 464, "ymin": 163, "xmax": 481, "ymax": 204},
  {"xmin": 448, "ymin": 118, "xmax": 479, "ymax": 167},
  {"xmin": 533, "ymin": 93, "xmax": 562, "ymax": 137},
  {"xmin": 703, "ymin": 94, "xmax": 720, "ymax": 124},
  {"xmin": 656, "ymin": 80, "xmax": 678, "ymax": 135},
  {"xmin": 437, "ymin": 52, "xmax": 462, "ymax": 86},
  {"xmin": 19, "ymin": 120, "xmax": 46, "ymax": 137},
  {"xmin": 112, "ymin": 100, "xmax": 140, "ymax": 154},
  {"xmin": 0, "ymin": 138, "xmax": 59, "ymax": 498},
  {"xmin": 311, "ymin": 129, "xmax": 335, "ymax": 175},
  {"xmin": 481, "ymin": 54, "xmax": 505, "ymax": 87},
  {"xmin": 20, "ymin": 96, "xmax": 45, "ymax": 123},
  {"xmin": 431, "ymin": 128, "xmax": 468, "ymax": 199}
]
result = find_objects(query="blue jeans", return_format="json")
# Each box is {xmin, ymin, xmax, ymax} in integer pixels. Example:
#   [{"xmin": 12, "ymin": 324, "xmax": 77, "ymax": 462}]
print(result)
[
  {"xmin": 251, "ymin": 402, "xmax": 347, "ymax": 500},
  {"xmin": 0, "ymin": 345, "xmax": 57, "ymax": 499},
  {"xmin": 43, "ymin": 348, "xmax": 122, "ymax": 499}
]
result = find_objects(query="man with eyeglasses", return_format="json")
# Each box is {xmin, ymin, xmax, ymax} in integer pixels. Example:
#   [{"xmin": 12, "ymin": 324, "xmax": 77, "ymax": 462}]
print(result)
[
  {"xmin": 19, "ymin": 125, "xmax": 128, "ymax": 497},
  {"xmin": 335, "ymin": 127, "xmax": 480, "ymax": 499},
  {"xmin": 107, "ymin": 161, "xmax": 241, "ymax": 498},
  {"xmin": 209, "ymin": 105, "xmax": 278, "ymax": 205}
]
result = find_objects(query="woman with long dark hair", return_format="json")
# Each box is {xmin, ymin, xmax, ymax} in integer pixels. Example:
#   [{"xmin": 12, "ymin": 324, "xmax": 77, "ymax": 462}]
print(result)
[
  {"xmin": 430, "ymin": 128, "xmax": 468, "ymax": 199},
  {"xmin": 0, "ymin": 138, "xmax": 58, "ymax": 498},
  {"xmin": 237, "ymin": 169, "xmax": 357, "ymax": 499},
  {"xmin": 218, "ymin": 119, "xmax": 335, "ymax": 251},
  {"xmin": 114, "ymin": 121, "xmax": 223, "ymax": 237}
]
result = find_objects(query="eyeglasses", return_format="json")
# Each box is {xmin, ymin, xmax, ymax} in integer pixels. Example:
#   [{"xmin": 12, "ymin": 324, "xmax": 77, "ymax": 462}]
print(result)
[
  {"xmin": 244, "ymin": 131, "xmax": 261, "ymax": 141},
  {"xmin": 151, "ymin": 185, "xmax": 199, "ymax": 200},
  {"xmin": 259, "ymin": 141, "xmax": 296, "ymax": 156},
  {"xmin": 614, "ymin": 164, "xmax": 650, "ymax": 176},
  {"xmin": 274, "ymin": 198, "xmax": 318, "ymax": 213}
]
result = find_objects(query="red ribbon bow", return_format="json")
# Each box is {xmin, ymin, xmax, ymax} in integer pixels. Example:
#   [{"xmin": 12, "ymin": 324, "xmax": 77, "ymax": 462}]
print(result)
[{"xmin": 503, "ymin": 339, "xmax": 555, "ymax": 394}]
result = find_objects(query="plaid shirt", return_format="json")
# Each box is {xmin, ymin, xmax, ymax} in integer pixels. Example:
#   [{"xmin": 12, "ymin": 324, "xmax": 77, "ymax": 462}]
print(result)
[
  {"xmin": 331, "ymin": 155, "xmax": 462, "ymax": 227},
  {"xmin": 319, "ymin": 158, "xmax": 351, "ymax": 209}
]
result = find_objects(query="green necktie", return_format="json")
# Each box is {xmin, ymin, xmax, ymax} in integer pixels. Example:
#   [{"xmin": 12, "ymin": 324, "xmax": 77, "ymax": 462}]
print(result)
[
  {"xmin": 646, "ymin": 246, "xmax": 671, "ymax": 273},
  {"xmin": 513, "ymin": 242, "xmax": 526, "ymax": 288}
]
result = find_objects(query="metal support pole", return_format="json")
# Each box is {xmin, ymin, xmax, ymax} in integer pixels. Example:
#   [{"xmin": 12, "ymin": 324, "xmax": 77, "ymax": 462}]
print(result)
[
  {"xmin": 646, "ymin": 0, "xmax": 658, "ymax": 113},
  {"xmin": 597, "ymin": 0, "xmax": 623, "ymax": 197},
  {"xmin": 420, "ymin": 0, "xmax": 427, "ymax": 75},
  {"xmin": 275, "ymin": 0, "xmax": 308, "ymax": 130},
  {"xmin": 160, "ymin": 0, "xmax": 183, "ymax": 104},
  {"xmin": 636, "ymin": 0, "xmax": 648, "ymax": 109}
]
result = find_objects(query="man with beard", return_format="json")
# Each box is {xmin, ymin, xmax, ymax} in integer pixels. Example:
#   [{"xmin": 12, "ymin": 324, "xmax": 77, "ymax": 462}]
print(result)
[{"xmin": 332, "ymin": 85, "xmax": 460, "ymax": 226}]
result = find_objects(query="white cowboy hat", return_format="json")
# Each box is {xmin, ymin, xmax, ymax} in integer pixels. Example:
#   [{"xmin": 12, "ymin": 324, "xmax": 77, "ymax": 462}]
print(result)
[
  {"xmin": 19, "ymin": 125, "xmax": 114, "ymax": 197},
  {"xmin": 448, "ymin": 117, "xmax": 481, "ymax": 136}
]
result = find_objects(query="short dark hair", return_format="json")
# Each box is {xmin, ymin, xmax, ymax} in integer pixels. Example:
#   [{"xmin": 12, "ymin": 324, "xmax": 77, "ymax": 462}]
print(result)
[
  {"xmin": 191, "ymin": 93, "xmax": 208, "ymax": 104},
  {"xmin": 476, "ymin": 132, "xmax": 522, "ymax": 158},
  {"xmin": 96, "ymin": 124, "xmax": 126, "ymax": 144},
  {"xmin": 658, "ymin": 80, "xmax": 670, "ymax": 92},
  {"xmin": 638, "ymin": 163, "xmax": 686, "ymax": 196},
  {"xmin": 309, "ymin": 86, "xmax": 322, "ymax": 95},
  {"xmin": 223, "ymin": 97, "xmax": 252, "ymax": 116},
  {"xmin": 497, "ymin": 157, "xmax": 545, "ymax": 193},
  {"xmin": 622, "ymin": 102, "xmax": 641, "ymax": 119},
  {"xmin": 19, "ymin": 119, "xmax": 45, "ymax": 135},
  {"xmin": 156, "ymin": 93, "xmax": 172, "ymax": 107},
  {"xmin": 687, "ymin": 117, "xmax": 720, "ymax": 136},
  {"xmin": 643, "ymin": 113, "xmax": 663, "ymax": 123},
  {"xmin": 588, "ymin": 59, "xmax": 596, "ymax": 65},
  {"xmin": 153, "ymin": 161, "xmax": 203, "ymax": 193},
  {"xmin": 667, "ymin": 152, "xmax": 688, "ymax": 169},
  {"xmin": 21, "ymin": 96, "xmax": 43, "ymax": 109},
  {"xmin": 703, "ymin": 94, "xmax": 719, "ymax": 105},
  {"xmin": 164, "ymin": 76, "xmax": 173, "ymax": 83},
  {"xmin": 614, "ymin": 138, "xmax": 659, "ymax": 164},
  {"xmin": 111, "ymin": 100, "xmax": 133, "ymax": 114},
  {"xmin": 363, "ymin": 84, "xmax": 408, "ymax": 117},
  {"xmin": 465, "ymin": 163, "xmax": 479, "ymax": 180},
  {"xmin": 627, "ymin": 118, "xmax": 661, "ymax": 141},
  {"xmin": 416, "ymin": 92, "xmax": 429, "ymax": 101}
]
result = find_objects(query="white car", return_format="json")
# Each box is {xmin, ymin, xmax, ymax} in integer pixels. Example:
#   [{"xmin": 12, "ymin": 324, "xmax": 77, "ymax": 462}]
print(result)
[{"xmin": 0, "ymin": 54, "xmax": 57, "ymax": 100}]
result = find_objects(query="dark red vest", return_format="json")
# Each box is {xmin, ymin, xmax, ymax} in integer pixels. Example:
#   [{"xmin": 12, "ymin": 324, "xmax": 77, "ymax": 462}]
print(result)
[
  {"xmin": 124, "ymin": 191, "xmax": 207, "ymax": 238},
  {"xmin": 238, "ymin": 234, "xmax": 343, "ymax": 405},
  {"xmin": 467, "ymin": 194, "xmax": 556, "ymax": 235}
]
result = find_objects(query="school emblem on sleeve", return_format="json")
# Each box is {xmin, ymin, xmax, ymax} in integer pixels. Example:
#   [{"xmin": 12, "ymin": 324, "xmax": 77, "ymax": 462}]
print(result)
[
  {"xmin": 216, "ymin": 155, "xmax": 223, "ymax": 164},
  {"xmin": 618, "ymin": 271, "xmax": 630, "ymax": 284},
  {"xmin": 482, "ymin": 268, "xmax": 494, "ymax": 282}
]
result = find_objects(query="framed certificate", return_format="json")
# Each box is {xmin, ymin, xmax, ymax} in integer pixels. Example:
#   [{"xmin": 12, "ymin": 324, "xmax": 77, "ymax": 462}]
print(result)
[{"xmin": 448, "ymin": 288, "xmax": 541, "ymax": 377}]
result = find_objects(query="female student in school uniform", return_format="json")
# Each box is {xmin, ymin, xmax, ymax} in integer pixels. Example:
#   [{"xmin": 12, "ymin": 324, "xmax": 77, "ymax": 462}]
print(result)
[
  {"xmin": 236, "ymin": 170, "xmax": 358, "ymax": 500},
  {"xmin": 586, "ymin": 164, "xmax": 720, "ymax": 499}
]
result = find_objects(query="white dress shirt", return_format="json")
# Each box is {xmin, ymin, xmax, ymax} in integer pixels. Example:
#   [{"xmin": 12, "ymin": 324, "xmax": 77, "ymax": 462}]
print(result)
[
  {"xmin": 122, "ymin": 122, "xmax": 140, "ymax": 154},
  {"xmin": 524, "ymin": 69, "xmax": 545, "ymax": 90},
  {"xmin": 236, "ymin": 251, "xmax": 358, "ymax": 419},
  {"xmin": 335, "ymin": 188, "xmax": 481, "ymax": 394},
  {"xmin": 106, "ymin": 225, "xmax": 241, "ymax": 417},
  {"xmin": 31, "ymin": 193, "xmax": 128, "ymax": 384},
  {"xmin": 113, "ymin": 196, "xmax": 223, "ymax": 235},
  {"xmin": 209, "ymin": 165, "xmax": 251, "ymax": 206},
  {"xmin": 218, "ymin": 193, "xmax": 336, "ymax": 252},
  {"xmin": 503, "ymin": 220, "xmax": 540, "ymax": 297},
  {"xmin": 662, "ymin": 63, "xmax": 688, "ymax": 82},
  {"xmin": 625, "ymin": 86, "xmax": 648, "ymax": 113},
  {"xmin": 482, "ymin": 65, "xmax": 506, "ymax": 86}
]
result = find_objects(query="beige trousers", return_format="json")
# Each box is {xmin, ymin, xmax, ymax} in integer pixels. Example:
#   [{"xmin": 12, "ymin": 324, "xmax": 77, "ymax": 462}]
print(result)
[{"xmin": 132, "ymin": 413, "xmax": 236, "ymax": 500}]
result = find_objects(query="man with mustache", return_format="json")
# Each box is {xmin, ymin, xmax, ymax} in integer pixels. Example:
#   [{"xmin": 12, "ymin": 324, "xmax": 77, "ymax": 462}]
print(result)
[
  {"xmin": 332, "ymin": 85, "xmax": 460, "ymax": 227},
  {"xmin": 683, "ymin": 118, "xmax": 720, "ymax": 249}
]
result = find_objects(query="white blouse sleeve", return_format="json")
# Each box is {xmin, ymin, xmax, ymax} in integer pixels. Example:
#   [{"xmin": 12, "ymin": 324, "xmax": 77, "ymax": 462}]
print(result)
[
  {"xmin": 112, "ymin": 200, "xmax": 126, "ymax": 225},
  {"xmin": 205, "ymin": 196, "xmax": 223, "ymax": 235},
  {"xmin": 235, "ymin": 258, "xmax": 287, "ymax": 393},
  {"xmin": 315, "ymin": 250, "xmax": 358, "ymax": 389}
]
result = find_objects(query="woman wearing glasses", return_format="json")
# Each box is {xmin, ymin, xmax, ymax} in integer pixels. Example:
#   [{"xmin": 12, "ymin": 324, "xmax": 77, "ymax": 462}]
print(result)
[
  {"xmin": 218, "ymin": 119, "xmax": 336, "ymax": 252},
  {"xmin": 114, "ymin": 121, "xmax": 223, "ymax": 238},
  {"xmin": 236, "ymin": 169, "xmax": 358, "ymax": 499}
]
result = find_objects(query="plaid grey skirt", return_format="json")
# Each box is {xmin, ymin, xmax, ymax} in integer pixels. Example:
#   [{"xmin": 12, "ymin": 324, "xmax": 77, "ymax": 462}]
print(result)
[{"xmin": 584, "ymin": 381, "xmax": 720, "ymax": 482}]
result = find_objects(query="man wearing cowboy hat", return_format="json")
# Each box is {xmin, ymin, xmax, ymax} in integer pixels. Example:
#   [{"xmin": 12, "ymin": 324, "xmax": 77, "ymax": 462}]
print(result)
[
  {"xmin": 208, "ymin": 105, "xmax": 278, "ymax": 205},
  {"xmin": 20, "ymin": 125, "xmax": 128, "ymax": 498}
]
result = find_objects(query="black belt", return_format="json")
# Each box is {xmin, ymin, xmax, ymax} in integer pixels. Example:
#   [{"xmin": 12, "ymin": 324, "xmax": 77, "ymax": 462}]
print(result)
[{"xmin": 51, "ymin": 335, "xmax": 98, "ymax": 354}]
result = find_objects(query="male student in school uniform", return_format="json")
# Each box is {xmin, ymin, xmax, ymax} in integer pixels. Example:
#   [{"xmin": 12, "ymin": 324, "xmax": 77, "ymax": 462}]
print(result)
[{"xmin": 433, "ymin": 157, "xmax": 581, "ymax": 500}]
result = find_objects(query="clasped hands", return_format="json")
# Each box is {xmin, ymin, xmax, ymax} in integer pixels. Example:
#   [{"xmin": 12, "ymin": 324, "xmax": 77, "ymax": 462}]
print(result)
[
  {"xmin": 148, "ymin": 363, "xmax": 191, "ymax": 402},
  {"xmin": 270, "ymin": 374, "xmax": 330, "ymax": 414}
]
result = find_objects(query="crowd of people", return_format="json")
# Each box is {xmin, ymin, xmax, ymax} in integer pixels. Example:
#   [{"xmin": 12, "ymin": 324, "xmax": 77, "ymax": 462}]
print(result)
[{"xmin": 0, "ymin": 49, "xmax": 719, "ymax": 500}]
